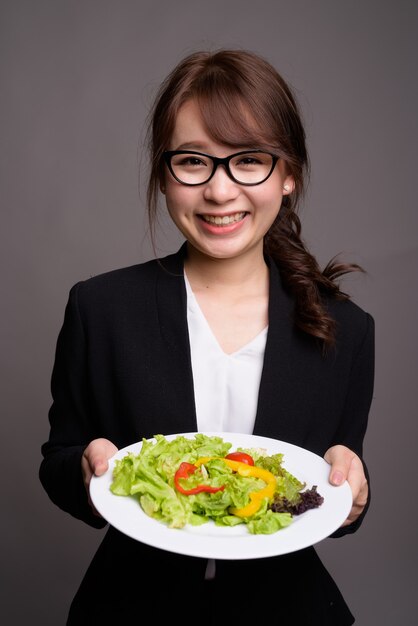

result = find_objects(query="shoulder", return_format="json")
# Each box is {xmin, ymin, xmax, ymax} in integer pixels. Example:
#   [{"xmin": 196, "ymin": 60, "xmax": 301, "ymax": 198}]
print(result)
[
  {"xmin": 67, "ymin": 247, "xmax": 184, "ymax": 314},
  {"xmin": 75, "ymin": 257, "xmax": 159, "ymax": 292},
  {"xmin": 326, "ymin": 296, "xmax": 375, "ymax": 352},
  {"xmin": 68, "ymin": 258, "xmax": 158, "ymax": 310},
  {"xmin": 270, "ymin": 257, "xmax": 374, "ymax": 347}
]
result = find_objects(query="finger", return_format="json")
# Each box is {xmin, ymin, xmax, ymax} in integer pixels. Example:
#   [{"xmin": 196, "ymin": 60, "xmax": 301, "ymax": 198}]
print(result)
[
  {"xmin": 81, "ymin": 447, "xmax": 101, "ymax": 478},
  {"xmin": 346, "ymin": 455, "xmax": 366, "ymax": 499},
  {"xmin": 325, "ymin": 446, "xmax": 369, "ymax": 527},
  {"xmin": 81, "ymin": 439, "xmax": 117, "ymax": 517},
  {"xmin": 88, "ymin": 453, "xmax": 109, "ymax": 476},
  {"xmin": 81, "ymin": 458, "xmax": 103, "ymax": 517},
  {"xmin": 347, "ymin": 456, "xmax": 369, "ymax": 511},
  {"xmin": 324, "ymin": 445, "xmax": 354, "ymax": 486},
  {"xmin": 84, "ymin": 439, "xmax": 118, "ymax": 477}
]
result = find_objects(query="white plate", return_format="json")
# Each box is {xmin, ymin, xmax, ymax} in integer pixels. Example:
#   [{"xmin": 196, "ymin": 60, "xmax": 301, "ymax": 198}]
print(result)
[{"xmin": 90, "ymin": 432, "xmax": 352, "ymax": 559}]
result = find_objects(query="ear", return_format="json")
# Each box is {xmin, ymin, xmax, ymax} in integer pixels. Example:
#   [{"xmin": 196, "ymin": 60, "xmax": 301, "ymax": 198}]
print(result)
[
  {"xmin": 160, "ymin": 181, "xmax": 166, "ymax": 195},
  {"xmin": 282, "ymin": 175, "xmax": 295, "ymax": 196}
]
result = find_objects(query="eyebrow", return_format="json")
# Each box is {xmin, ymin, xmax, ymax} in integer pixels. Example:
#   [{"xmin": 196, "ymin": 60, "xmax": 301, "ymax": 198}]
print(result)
[
  {"xmin": 174, "ymin": 142, "xmax": 210, "ymax": 151},
  {"xmin": 173, "ymin": 142, "xmax": 260, "ymax": 153}
]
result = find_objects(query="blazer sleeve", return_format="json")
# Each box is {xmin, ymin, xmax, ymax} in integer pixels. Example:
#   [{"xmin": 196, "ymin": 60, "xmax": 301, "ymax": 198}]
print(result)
[
  {"xmin": 330, "ymin": 311, "xmax": 375, "ymax": 538},
  {"xmin": 39, "ymin": 283, "xmax": 107, "ymax": 529}
]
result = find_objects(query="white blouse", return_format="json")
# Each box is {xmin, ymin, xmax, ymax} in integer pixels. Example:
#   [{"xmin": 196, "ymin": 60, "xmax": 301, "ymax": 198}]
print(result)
[
  {"xmin": 184, "ymin": 273, "xmax": 267, "ymax": 435},
  {"xmin": 184, "ymin": 273, "xmax": 268, "ymax": 580}
]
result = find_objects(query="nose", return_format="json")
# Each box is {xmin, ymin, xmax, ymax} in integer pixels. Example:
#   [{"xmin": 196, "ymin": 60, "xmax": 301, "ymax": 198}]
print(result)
[{"xmin": 202, "ymin": 164, "xmax": 240, "ymax": 204}]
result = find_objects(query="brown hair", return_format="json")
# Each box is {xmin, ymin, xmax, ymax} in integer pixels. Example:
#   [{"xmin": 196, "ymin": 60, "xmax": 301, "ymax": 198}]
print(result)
[{"xmin": 146, "ymin": 49, "xmax": 363, "ymax": 350}]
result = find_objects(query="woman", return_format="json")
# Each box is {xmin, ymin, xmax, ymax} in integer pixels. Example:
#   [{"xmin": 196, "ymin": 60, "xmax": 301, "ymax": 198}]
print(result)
[{"xmin": 40, "ymin": 49, "xmax": 374, "ymax": 624}]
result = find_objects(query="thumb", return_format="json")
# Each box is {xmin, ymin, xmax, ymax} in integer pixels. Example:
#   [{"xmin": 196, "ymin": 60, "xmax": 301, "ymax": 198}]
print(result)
[
  {"xmin": 324, "ymin": 445, "xmax": 354, "ymax": 486},
  {"xmin": 84, "ymin": 438, "xmax": 118, "ymax": 477},
  {"xmin": 90, "ymin": 454, "xmax": 109, "ymax": 476}
]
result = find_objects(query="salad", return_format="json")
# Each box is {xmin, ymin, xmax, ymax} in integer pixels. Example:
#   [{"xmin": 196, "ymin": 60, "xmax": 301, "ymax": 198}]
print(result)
[{"xmin": 110, "ymin": 433, "xmax": 324, "ymax": 535}]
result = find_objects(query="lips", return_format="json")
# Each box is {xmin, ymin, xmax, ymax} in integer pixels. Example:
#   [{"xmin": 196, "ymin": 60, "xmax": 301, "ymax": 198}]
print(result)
[{"xmin": 199, "ymin": 212, "xmax": 247, "ymax": 226}]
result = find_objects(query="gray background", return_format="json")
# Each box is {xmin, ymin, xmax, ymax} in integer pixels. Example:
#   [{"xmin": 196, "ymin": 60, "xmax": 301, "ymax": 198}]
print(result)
[{"xmin": 1, "ymin": 1, "xmax": 417, "ymax": 624}]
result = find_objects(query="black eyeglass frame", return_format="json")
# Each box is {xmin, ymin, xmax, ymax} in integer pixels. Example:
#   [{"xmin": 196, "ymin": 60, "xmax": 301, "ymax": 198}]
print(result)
[{"xmin": 162, "ymin": 149, "xmax": 279, "ymax": 186}]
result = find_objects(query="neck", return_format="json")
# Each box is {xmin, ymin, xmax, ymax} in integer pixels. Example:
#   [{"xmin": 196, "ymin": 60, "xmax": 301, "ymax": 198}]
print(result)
[{"xmin": 184, "ymin": 243, "xmax": 269, "ymax": 294}]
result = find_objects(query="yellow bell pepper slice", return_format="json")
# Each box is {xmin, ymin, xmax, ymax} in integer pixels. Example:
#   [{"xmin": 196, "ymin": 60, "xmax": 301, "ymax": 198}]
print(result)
[{"xmin": 195, "ymin": 457, "xmax": 277, "ymax": 518}]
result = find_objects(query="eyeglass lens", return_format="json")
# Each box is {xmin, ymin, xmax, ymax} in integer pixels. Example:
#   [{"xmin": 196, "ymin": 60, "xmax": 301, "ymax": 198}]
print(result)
[{"xmin": 169, "ymin": 152, "xmax": 275, "ymax": 185}]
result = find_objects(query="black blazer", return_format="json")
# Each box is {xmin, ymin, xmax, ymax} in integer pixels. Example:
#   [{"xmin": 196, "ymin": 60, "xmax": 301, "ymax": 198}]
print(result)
[{"xmin": 40, "ymin": 245, "xmax": 375, "ymax": 625}]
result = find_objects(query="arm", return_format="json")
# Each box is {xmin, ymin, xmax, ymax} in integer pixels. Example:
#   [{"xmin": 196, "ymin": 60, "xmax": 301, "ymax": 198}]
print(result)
[
  {"xmin": 327, "ymin": 311, "xmax": 375, "ymax": 537},
  {"xmin": 39, "ymin": 283, "xmax": 112, "ymax": 528}
]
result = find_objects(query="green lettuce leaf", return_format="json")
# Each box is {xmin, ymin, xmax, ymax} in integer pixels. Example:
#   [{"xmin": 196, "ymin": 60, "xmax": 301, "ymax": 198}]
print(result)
[{"xmin": 109, "ymin": 434, "xmax": 316, "ymax": 535}]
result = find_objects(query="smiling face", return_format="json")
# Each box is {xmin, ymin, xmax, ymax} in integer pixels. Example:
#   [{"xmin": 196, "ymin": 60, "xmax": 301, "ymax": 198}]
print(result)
[{"xmin": 162, "ymin": 99, "xmax": 294, "ymax": 263}]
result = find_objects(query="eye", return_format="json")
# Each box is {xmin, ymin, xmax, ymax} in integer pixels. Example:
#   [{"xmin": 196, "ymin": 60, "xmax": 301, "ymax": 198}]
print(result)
[
  {"xmin": 174, "ymin": 155, "xmax": 208, "ymax": 167},
  {"xmin": 236, "ymin": 156, "xmax": 260, "ymax": 166},
  {"xmin": 184, "ymin": 157, "xmax": 206, "ymax": 166},
  {"xmin": 232, "ymin": 152, "xmax": 270, "ymax": 168}
]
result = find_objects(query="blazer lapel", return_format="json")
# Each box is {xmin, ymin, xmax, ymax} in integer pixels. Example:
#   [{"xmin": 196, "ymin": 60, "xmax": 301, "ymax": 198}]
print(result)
[
  {"xmin": 154, "ymin": 247, "xmax": 314, "ymax": 445},
  {"xmin": 155, "ymin": 244, "xmax": 198, "ymax": 433},
  {"xmin": 253, "ymin": 259, "xmax": 309, "ymax": 445}
]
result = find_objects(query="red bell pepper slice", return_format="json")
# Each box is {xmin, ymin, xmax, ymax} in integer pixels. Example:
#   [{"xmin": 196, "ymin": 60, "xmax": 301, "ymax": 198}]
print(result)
[
  {"xmin": 174, "ymin": 462, "xmax": 225, "ymax": 495},
  {"xmin": 225, "ymin": 452, "xmax": 254, "ymax": 465}
]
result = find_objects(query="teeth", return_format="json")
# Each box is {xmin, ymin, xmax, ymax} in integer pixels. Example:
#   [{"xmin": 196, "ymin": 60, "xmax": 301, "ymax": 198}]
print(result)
[{"xmin": 202, "ymin": 212, "xmax": 246, "ymax": 225}]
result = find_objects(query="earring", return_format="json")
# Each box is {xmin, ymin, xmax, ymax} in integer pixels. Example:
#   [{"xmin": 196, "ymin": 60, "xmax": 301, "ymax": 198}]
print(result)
[{"xmin": 283, "ymin": 185, "xmax": 289, "ymax": 191}]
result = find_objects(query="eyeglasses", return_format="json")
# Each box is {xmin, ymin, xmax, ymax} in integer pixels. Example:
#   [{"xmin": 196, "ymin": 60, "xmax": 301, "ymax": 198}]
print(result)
[{"xmin": 163, "ymin": 149, "xmax": 279, "ymax": 186}]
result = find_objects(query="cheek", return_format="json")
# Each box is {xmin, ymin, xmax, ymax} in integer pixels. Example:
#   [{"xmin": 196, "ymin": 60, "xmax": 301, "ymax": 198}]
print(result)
[
  {"xmin": 164, "ymin": 188, "xmax": 194, "ymax": 229},
  {"xmin": 165, "ymin": 185, "xmax": 198, "ymax": 214},
  {"xmin": 250, "ymin": 185, "xmax": 282, "ymax": 213},
  {"xmin": 164, "ymin": 187, "xmax": 181, "ymax": 214}
]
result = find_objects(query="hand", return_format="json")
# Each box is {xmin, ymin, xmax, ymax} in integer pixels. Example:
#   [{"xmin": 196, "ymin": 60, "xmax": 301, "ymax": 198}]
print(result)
[
  {"xmin": 324, "ymin": 445, "xmax": 368, "ymax": 527},
  {"xmin": 82, "ymin": 438, "xmax": 118, "ymax": 516}
]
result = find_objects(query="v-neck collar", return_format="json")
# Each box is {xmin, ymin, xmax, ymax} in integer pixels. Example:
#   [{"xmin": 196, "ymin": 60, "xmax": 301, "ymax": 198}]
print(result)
[
  {"xmin": 155, "ymin": 244, "xmax": 303, "ymax": 440},
  {"xmin": 184, "ymin": 270, "xmax": 268, "ymax": 358}
]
